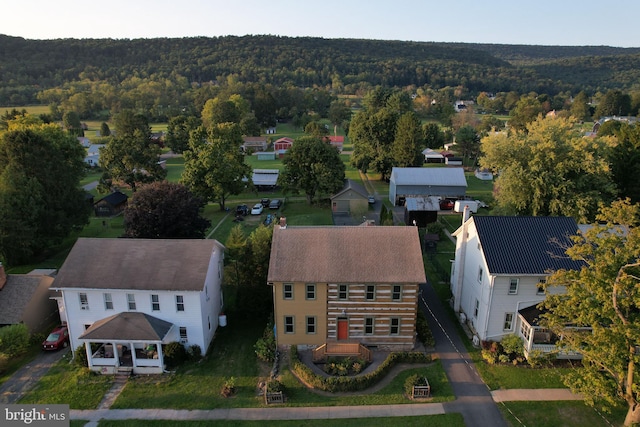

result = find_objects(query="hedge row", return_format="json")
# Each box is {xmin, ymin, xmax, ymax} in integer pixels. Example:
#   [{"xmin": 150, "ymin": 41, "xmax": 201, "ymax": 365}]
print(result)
[{"xmin": 289, "ymin": 346, "xmax": 431, "ymax": 393}]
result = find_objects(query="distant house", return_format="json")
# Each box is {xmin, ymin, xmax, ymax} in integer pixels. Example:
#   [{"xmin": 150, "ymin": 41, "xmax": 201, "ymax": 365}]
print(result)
[
  {"xmin": 252, "ymin": 169, "xmax": 279, "ymax": 190},
  {"xmin": 94, "ymin": 191, "xmax": 128, "ymax": 217},
  {"xmin": 445, "ymin": 157, "xmax": 463, "ymax": 166},
  {"xmin": 242, "ymin": 136, "xmax": 268, "ymax": 152},
  {"xmin": 325, "ymin": 135, "xmax": 344, "ymax": 152},
  {"xmin": 268, "ymin": 223, "xmax": 426, "ymax": 353},
  {"xmin": 274, "ymin": 137, "xmax": 294, "ymax": 157},
  {"xmin": 77, "ymin": 137, "xmax": 91, "ymax": 148},
  {"xmin": 52, "ymin": 238, "xmax": 226, "ymax": 374},
  {"xmin": 389, "ymin": 167, "xmax": 467, "ymax": 206},
  {"xmin": 84, "ymin": 144, "xmax": 105, "ymax": 167},
  {"xmin": 330, "ymin": 179, "xmax": 369, "ymax": 214},
  {"xmin": 450, "ymin": 215, "xmax": 585, "ymax": 358},
  {"xmin": 0, "ymin": 264, "xmax": 58, "ymax": 334}
]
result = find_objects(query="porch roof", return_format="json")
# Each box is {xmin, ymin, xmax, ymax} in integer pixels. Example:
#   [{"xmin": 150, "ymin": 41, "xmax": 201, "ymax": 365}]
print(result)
[
  {"xmin": 79, "ymin": 312, "xmax": 173, "ymax": 341},
  {"xmin": 518, "ymin": 304, "xmax": 543, "ymax": 326}
]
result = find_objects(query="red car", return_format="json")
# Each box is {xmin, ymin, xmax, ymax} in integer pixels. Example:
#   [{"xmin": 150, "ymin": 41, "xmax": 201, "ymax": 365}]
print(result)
[
  {"xmin": 439, "ymin": 199, "xmax": 455, "ymax": 210},
  {"xmin": 42, "ymin": 325, "xmax": 69, "ymax": 351}
]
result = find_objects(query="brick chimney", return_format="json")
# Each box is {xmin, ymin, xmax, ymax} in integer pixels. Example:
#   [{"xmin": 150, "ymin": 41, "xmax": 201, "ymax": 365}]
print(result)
[
  {"xmin": 279, "ymin": 217, "xmax": 287, "ymax": 229},
  {"xmin": 0, "ymin": 262, "xmax": 6, "ymax": 291}
]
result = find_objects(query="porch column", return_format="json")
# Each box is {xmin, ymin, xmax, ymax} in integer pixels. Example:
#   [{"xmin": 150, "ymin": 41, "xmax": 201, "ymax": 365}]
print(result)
[
  {"xmin": 157, "ymin": 342, "xmax": 165, "ymax": 370},
  {"xmin": 130, "ymin": 341, "xmax": 137, "ymax": 367},
  {"xmin": 112, "ymin": 341, "xmax": 120, "ymax": 366},
  {"xmin": 84, "ymin": 342, "xmax": 93, "ymax": 369}
]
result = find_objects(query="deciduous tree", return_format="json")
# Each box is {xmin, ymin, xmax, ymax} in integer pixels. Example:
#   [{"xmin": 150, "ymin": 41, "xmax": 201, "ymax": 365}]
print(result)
[
  {"xmin": 480, "ymin": 116, "xmax": 615, "ymax": 222},
  {"xmin": 181, "ymin": 123, "xmax": 251, "ymax": 210},
  {"xmin": 543, "ymin": 199, "xmax": 640, "ymax": 426},
  {"xmin": 0, "ymin": 120, "xmax": 89, "ymax": 265},
  {"xmin": 123, "ymin": 181, "xmax": 210, "ymax": 238},
  {"xmin": 280, "ymin": 136, "xmax": 345, "ymax": 204}
]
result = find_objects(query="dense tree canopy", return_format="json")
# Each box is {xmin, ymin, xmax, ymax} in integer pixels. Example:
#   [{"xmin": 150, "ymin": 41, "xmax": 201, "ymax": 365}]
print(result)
[
  {"xmin": 0, "ymin": 118, "xmax": 89, "ymax": 265},
  {"xmin": 543, "ymin": 200, "xmax": 640, "ymax": 426},
  {"xmin": 181, "ymin": 123, "xmax": 251, "ymax": 210},
  {"xmin": 480, "ymin": 116, "xmax": 615, "ymax": 222},
  {"xmin": 123, "ymin": 181, "xmax": 211, "ymax": 238},
  {"xmin": 279, "ymin": 136, "xmax": 345, "ymax": 204},
  {"xmin": 603, "ymin": 123, "xmax": 640, "ymax": 203}
]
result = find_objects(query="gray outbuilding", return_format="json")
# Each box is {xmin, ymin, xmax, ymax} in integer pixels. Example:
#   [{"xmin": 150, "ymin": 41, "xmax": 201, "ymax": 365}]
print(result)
[{"xmin": 389, "ymin": 167, "xmax": 467, "ymax": 206}]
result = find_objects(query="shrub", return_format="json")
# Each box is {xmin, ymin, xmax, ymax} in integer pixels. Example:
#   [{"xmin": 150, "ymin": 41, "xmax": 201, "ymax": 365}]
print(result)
[
  {"xmin": 187, "ymin": 344, "xmax": 202, "ymax": 361},
  {"xmin": 0, "ymin": 324, "xmax": 30, "ymax": 357},
  {"xmin": 481, "ymin": 348, "xmax": 498, "ymax": 364},
  {"xmin": 74, "ymin": 345, "xmax": 88, "ymax": 367},
  {"xmin": 221, "ymin": 376, "xmax": 236, "ymax": 397},
  {"xmin": 0, "ymin": 352, "xmax": 9, "ymax": 373},
  {"xmin": 267, "ymin": 379, "xmax": 284, "ymax": 393},
  {"xmin": 164, "ymin": 341, "xmax": 188, "ymax": 368},
  {"xmin": 527, "ymin": 349, "xmax": 554, "ymax": 368},
  {"xmin": 404, "ymin": 373, "xmax": 429, "ymax": 396},
  {"xmin": 416, "ymin": 310, "xmax": 435, "ymax": 347},
  {"xmin": 500, "ymin": 334, "xmax": 524, "ymax": 358},
  {"xmin": 254, "ymin": 322, "xmax": 276, "ymax": 363}
]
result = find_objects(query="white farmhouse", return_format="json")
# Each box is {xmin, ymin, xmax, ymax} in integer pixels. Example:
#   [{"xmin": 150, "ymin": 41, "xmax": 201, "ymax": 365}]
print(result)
[
  {"xmin": 52, "ymin": 238, "xmax": 225, "ymax": 374},
  {"xmin": 450, "ymin": 215, "xmax": 583, "ymax": 349}
]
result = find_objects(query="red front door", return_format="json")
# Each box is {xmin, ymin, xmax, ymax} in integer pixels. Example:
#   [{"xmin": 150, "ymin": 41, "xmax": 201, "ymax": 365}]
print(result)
[{"xmin": 337, "ymin": 319, "xmax": 348, "ymax": 340}]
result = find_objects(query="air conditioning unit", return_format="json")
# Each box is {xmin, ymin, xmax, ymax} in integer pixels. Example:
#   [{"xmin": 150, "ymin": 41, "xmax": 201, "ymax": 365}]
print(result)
[
  {"xmin": 179, "ymin": 339, "xmax": 187, "ymax": 344},
  {"xmin": 472, "ymin": 335, "xmax": 480, "ymax": 347},
  {"xmin": 80, "ymin": 306, "xmax": 88, "ymax": 310}
]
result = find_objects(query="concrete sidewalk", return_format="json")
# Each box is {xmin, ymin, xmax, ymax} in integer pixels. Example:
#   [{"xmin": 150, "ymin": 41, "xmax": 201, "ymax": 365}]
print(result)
[
  {"xmin": 71, "ymin": 403, "xmax": 447, "ymax": 423},
  {"xmin": 491, "ymin": 388, "xmax": 582, "ymax": 402}
]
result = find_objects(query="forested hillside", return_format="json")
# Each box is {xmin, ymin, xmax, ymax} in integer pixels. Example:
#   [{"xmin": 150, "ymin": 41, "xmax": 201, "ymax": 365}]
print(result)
[{"xmin": 1, "ymin": 34, "xmax": 639, "ymax": 106}]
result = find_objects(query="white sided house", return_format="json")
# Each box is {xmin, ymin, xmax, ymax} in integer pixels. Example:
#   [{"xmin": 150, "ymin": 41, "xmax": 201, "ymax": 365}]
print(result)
[
  {"xmin": 450, "ymin": 215, "xmax": 584, "ymax": 356},
  {"xmin": 52, "ymin": 238, "xmax": 225, "ymax": 374}
]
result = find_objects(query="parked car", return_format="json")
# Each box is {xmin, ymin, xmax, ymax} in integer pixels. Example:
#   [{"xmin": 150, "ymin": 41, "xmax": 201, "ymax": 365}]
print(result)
[
  {"xmin": 264, "ymin": 213, "xmax": 273, "ymax": 225},
  {"xmin": 368, "ymin": 195, "xmax": 375, "ymax": 204},
  {"xmin": 235, "ymin": 204, "xmax": 249, "ymax": 216},
  {"xmin": 42, "ymin": 325, "xmax": 69, "ymax": 351},
  {"xmin": 439, "ymin": 199, "xmax": 455, "ymax": 210},
  {"xmin": 269, "ymin": 199, "xmax": 282, "ymax": 209},
  {"xmin": 251, "ymin": 203, "xmax": 264, "ymax": 215},
  {"xmin": 260, "ymin": 198, "xmax": 271, "ymax": 207}
]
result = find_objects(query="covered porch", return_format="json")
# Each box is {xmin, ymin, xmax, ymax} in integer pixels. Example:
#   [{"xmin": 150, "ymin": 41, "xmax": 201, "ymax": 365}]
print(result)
[
  {"xmin": 518, "ymin": 305, "xmax": 585, "ymax": 360},
  {"xmin": 79, "ymin": 312, "xmax": 174, "ymax": 374}
]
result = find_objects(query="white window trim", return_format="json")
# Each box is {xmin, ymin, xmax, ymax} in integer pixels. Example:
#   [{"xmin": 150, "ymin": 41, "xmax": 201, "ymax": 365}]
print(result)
[
  {"xmin": 305, "ymin": 283, "xmax": 316, "ymax": 300},
  {"xmin": 503, "ymin": 312, "xmax": 514, "ymax": 331},
  {"xmin": 509, "ymin": 278, "xmax": 519, "ymax": 295},
  {"xmin": 283, "ymin": 283, "xmax": 293, "ymax": 300}
]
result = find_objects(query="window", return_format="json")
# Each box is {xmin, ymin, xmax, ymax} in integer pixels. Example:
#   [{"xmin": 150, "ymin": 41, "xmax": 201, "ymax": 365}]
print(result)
[
  {"xmin": 474, "ymin": 299, "xmax": 479, "ymax": 318},
  {"xmin": 477, "ymin": 267, "xmax": 483, "ymax": 283},
  {"xmin": 537, "ymin": 279, "xmax": 546, "ymax": 295},
  {"xmin": 284, "ymin": 316, "xmax": 294, "ymax": 334},
  {"xmin": 151, "ymin": 294, "xmax": 160, "ymax": 311},
  {"xmin": 390, "ymin": 317, "xmax": 400, "ymax": 335},
  {"xmin": 306, "ymin": 316, "xmax": 316, "ymax": 334},
  {"xmin": 338, "ymin": 284, "xmax": 348, "ymax": 300},
  {"xmin": 103, "ymin": 293, "xmax": 113, "ymax": 310},
  {"xmin": 127, "ymin": 293, "xmax": 136, "ymax": 310},
  {"xmin": 79, "ymin": 293, "xmax": 89, "ymax": 310},
  {"xmin": 366, "ymin": 285, "xmax": 375, "ymax": 300},
  {"xmin": 509, "ymin": 278, "xmax": 519, "ymax": 295},
  {"xmin": 283, "ymin": 283, "xmax": 293, "ymax": 300},
  {"xmin": 305, "ymin": 283, "xmax": 316, "ymax": 300},
  {"xmin": 179, "ymin": 327, "xmax": 188, "ymax": 342},
  {"xmin": 392, "ymin": 285, "xmax": 402, "ymax": 301},
  {"xmin": 503, "ymin": 313, "xmax": 514, "ymax": 330},
  {"xmin": 364, "ymin": 317, "xmax": 374, "ymax": 335},
  {"xmin": 176, "ymin": 295, "xmax": 185, "ymax": 311}
]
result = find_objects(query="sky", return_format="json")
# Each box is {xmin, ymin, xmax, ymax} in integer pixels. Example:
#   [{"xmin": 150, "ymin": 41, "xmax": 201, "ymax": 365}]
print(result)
[{"xmin": 1, "ymin": 0, "xmax": 639, "ymax": 48}]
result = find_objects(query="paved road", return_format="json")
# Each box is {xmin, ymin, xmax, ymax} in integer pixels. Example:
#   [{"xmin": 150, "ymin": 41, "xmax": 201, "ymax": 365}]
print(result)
[
  {"xmin": 0, "ymin": 347, "xmax": 70, "ymax": 404},
  {"xmin": 419, "ymin": 282, "xmax": 508, "ymax": 427}
]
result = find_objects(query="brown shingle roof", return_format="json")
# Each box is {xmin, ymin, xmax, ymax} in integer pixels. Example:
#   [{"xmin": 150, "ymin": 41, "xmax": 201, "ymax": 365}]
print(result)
[
  {"xmin": 0, "ymin": 275, "xmax": 53, "ymax": 324},
  {"xmin": 78, "ymin": 312, "xmax": 173, "ymax": 341},
  {"xmin": 267, "ymin": 226, "xmax": 426, "ymax": 283},
  {"xmin": 54, "ymin": 238, "xmax": 223, "ymax": 291}
]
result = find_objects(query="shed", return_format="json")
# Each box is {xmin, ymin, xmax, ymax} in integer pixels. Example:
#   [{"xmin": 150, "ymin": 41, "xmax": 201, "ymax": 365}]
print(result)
[
  {"xmin": 422, "ymin": 148, "xmax": 445, "ymax": 164},
  {"xmin": 389, "ymin": 167, "xmax": 467, "ymax": 206},
  {"xmin": 94, "ymin": 191, "xmax": 128, "ymax": 217},
  {"xmin": 445, "ymin": 157, "xmax": 463, "ymax": 166},
  {"xmin": 274, "ymin": 137, "xmax": 294, "ymax": 157},
  {"xmin": 242, "ymin": 136, "xmax": 268, "ymax": 152},
  {"xmin": 475, "ymin": 168, "xmax": 494, "ymax": 181},
  {"xmin": 257, "ymin": 152, "xmax": 276, "ymax": 161},
  {"xmin": 331, "ymin": 179, "xmax": 369, "ymax": 214},
  {"xmin": 252, "ymin": 169, "xmax": 279, "ymax": 189},
  {"xmin": 404, "ymin": 197, "xmax": 439, "ymax": 226}
]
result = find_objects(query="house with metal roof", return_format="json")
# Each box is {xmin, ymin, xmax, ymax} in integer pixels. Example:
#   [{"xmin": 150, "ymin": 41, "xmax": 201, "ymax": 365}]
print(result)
[
  {"xmin": 389, "ymin": 167, "xmax": 467, "ymax": 206},
  {"xmin": 52, "ymin": 238, "xmax": 225, "ymax": 374},
  {"xmin": 450, "ymin": 215, "xmax": 584, "ymax": 357},
  {"xmin": 268, "ymin": 221, "xmax": 426, "ymax": 358}
]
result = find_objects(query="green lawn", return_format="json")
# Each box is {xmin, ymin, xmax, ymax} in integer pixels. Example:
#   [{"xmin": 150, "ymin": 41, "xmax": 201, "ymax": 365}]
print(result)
[{"xmin": 498, "ymin": 400, "xmax": 626, "ymax": 427}]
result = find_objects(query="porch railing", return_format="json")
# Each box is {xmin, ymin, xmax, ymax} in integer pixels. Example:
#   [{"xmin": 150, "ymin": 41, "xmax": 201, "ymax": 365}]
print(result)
[{"xmin": 312, "ymin": 342, "xmax": 372, "ymax": 362}]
